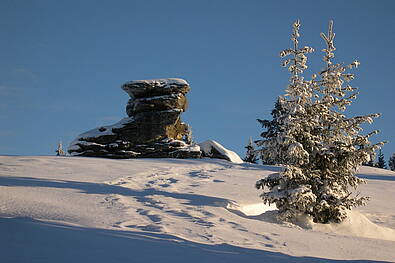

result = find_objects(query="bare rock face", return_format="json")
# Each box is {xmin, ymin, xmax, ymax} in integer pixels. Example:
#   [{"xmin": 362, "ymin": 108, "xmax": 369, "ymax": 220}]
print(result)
[{"xmin": 68, "ymin": 78, "xmax": 201, "ymax": 159}]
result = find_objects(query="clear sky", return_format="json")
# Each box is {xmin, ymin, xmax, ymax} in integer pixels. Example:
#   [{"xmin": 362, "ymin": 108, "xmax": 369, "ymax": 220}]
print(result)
[{"xmin": 1, "ymin": 0, "xmax": 394, "ymax": 161}]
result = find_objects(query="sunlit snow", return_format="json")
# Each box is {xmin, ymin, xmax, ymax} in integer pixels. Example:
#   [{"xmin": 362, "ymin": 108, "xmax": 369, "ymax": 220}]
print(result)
[{"xmin": 0, "ymin": 156, "xmax": 394, "ymax": 262}]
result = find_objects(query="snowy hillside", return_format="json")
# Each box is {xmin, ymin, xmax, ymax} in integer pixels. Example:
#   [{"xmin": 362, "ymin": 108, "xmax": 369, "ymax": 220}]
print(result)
[{"xmin": 0, "ymin": 156, "xmax": 394, "ymax": 262}]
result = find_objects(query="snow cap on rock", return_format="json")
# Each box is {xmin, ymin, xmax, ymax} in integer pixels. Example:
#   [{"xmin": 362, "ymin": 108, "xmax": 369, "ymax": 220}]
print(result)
[
  {"xmin": 198, "ymin": 140, "xmax": 243, "ymax": 164},
  {"xmin": 122, "ymin": 78, "xmax": 190, "ymax": 99}
]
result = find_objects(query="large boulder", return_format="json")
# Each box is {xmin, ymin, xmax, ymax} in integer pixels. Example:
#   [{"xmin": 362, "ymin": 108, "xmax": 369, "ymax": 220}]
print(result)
[{"xmin": 68, "ymin": 78, "xmax": 201, "ymax": 159}]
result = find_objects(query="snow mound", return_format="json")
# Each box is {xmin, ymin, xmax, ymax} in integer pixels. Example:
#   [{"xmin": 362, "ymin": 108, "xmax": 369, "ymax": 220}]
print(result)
[
  {"xmin": 198, "ymin": 140, "xmax": 243, "ymax": 164},
  {"xmin": 312, "ymin": 211, "xmax": 395, "ymax": 241},
  {"xmin": 227, "ymin": 202, "xmax": 277, "ymax": 216}
]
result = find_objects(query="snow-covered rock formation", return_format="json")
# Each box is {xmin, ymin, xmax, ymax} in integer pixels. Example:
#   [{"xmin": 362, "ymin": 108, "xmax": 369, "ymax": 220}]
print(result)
[{"xmin": 68, "ymin": 78, "xmax": 201, "ymax": 159}]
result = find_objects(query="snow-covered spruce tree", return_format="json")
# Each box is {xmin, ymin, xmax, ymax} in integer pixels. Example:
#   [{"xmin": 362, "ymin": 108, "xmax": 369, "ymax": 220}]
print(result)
[
  {"xmin": 388, "ymin": 153, "xmax": 395, "ymax": 171},
  {"xmin": 256, "ymin": 19, "xmax": 318, "ymax": 222},
  {"xmin": 256, "ymin": 20, "xmax": 314, "ymax": 167},
  {"xmin": 304, "ymin": 20, "xmax": 385, "ymax": 223},
  {"xmin": 256, "ymin": 20, "xmax": 385, "ymax": 223},
  {"xmin": 256, "ymin": 96, "xmax": 288, "ymax": 165},
  {"xmin": 376, "ymin": 149, "xmax": 386, "ymax": 169},
  {"xmin": 244, "ymin": 137, "xmax": 259, "ymax": 163}
]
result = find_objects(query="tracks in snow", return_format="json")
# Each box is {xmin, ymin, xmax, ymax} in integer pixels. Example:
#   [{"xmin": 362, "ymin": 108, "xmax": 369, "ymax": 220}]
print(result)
[{"xmin": 100, "ymin": 166, "xmax": 282, "ymax": 249}]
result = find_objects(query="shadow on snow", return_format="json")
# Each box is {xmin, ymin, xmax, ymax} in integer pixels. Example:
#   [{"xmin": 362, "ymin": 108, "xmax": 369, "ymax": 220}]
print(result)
[
  {"xmin": 0, "ymin": 217, "xmax": 387, "ymax": 263},
  {"xmin": 357, "ymin": 174, "xmax": 395, "ymax": 182},
  {"xmin": 0, "ymin": 176, "xmax": 229, "ymax": 207}
]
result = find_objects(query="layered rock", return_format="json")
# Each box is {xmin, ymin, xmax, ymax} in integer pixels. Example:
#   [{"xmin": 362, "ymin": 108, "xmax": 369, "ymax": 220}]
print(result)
[{"xmin": 68, "ymin": 78, "xmax": 201, "ymax": 159}]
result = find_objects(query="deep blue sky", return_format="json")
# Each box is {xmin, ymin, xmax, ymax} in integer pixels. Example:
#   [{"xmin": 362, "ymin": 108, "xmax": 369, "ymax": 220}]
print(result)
[{"xmin": 1, "ymin": 0, "xmax": 394, "ymax": 161}]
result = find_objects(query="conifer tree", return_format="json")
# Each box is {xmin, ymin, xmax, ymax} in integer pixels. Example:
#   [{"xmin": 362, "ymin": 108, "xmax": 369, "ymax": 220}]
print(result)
[
  {"xmin": 256, "ymin": 20, "xmax": 314, "ymax": 167},
  {"xmin": 376, "ymin": 149, "xmax": 386, "ymax": 169},
  {"xmin": 388, "ymin": 153, "xmax": 395, "ymax": 171},
  {"xmin": 256, "ymin": 97, "xmax": 287, "ymax": 164},
  {"xmin": 256, "ymin": 20, "xmax": 385, "ymax": 224},
  {"xmin": 244, "ymin": 137, "xmax": 258, "ymax": 164},
  {"xmin": 56, "ymin": 141, "xmax": 65, "ymax": 156}
]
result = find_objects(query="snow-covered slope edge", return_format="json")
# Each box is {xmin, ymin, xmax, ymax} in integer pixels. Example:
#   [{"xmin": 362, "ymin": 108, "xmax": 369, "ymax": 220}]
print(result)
[{"xmin": 0, "ymin": 156, "xmax": 394, "ymax": 262}]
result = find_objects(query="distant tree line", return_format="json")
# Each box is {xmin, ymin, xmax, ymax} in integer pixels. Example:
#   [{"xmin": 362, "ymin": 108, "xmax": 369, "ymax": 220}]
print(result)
[{"xmin": 362, "ymin": 149, "xmax": 395, "ymax": 171}]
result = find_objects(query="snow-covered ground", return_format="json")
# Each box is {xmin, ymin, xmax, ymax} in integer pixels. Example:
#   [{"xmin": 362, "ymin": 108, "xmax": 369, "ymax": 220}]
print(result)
[{"xmin": 0, "ymin": 156, "xmax": 394, "ymax": 262}]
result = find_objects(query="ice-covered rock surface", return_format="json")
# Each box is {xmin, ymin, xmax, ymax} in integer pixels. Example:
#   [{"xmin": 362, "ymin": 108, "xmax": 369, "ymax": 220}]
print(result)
[
  {"xmin": 68, "ymin": 78, "xmax": 200, "ymax": 159},
  {"xmin": 199, "ymin": 140, "xmax": 244, "ymax": 163},
  {"xmin": 0, "ymin": 156, "xmax": 394, "ymax": 262}
]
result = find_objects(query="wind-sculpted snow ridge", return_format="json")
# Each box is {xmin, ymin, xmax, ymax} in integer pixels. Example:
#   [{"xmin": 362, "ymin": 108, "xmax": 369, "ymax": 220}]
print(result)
[{"xmin": 0, "ymin": 156, "xmax": 394, "ymax": 262}]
